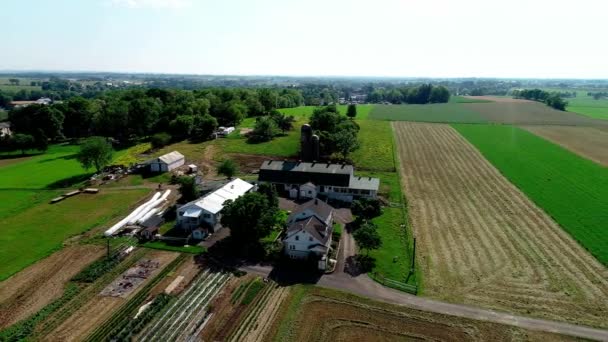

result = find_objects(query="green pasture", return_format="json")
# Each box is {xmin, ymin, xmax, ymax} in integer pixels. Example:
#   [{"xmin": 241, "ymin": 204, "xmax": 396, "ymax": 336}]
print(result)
[
  {"xmin": 351, "ymin": 120, "xmax": 395, "ymax": 172},
  {"xmin": 369, "ymin": 104, "xmax": 487, "ymax": 123},
  {"xmin": 453, "ymin": 124, "xmax": 608, "ymax": 266},
  {"xmin": 0, "ymin": 188, "xmax": 149, "ymax": 281},
  {"xmin": 449, "ymin": 96, "xmax": 492, "ymax": 103}
]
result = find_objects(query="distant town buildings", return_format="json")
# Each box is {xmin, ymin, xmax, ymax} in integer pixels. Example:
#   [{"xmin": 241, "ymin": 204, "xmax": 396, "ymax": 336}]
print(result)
[{"xmin": 9, "ymin": 97, "xmax": 52, "ymax": 109}]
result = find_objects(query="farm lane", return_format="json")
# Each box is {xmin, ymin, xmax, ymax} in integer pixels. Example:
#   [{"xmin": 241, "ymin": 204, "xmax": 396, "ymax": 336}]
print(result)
[{"xmin": 238, "ymin": 264, "xmax": 608, "ymax": 341}]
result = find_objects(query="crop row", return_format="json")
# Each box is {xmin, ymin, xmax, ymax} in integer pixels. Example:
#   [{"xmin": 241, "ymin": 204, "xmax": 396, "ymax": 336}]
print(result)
[
  {"xmin": 228, "ymin": 282, "xmax": 276, "ymax": 341},
  {"xmin": 31, "ymin": 248, "xmax": 148, "ymax": 339},
  {"xmin": 85, "ymin": 254, "xmax": 187, "ymax": 341},
  {"xmin": 136, "ymin": 270, "xmax": 230, "ymax": 341}
]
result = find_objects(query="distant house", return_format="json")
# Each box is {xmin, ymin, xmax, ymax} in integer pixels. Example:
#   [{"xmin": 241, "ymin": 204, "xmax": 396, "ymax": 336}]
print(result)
[
  {"xmin": 258, "ymin": 160, "xmax": 379, "ymax": 203},
  {"xmin": 0, "ymin": 122, "xmax": 11, "ymax": 137},
  {"xmin": 139, "ymin": 215, "xmax": 164, "ymax": 240},
  {"xmin": 9, "ymin": 97, "xmax": 52, "ymax": 109},
  {"xmin": 176, "ymin": 178, "xmax": 254, "ymax": 233},
  {"xmin": 148, "ymin": 151, "xmax": 185, "ymax": 173},
  {"xmin": 283, "ymin": 198, "xmax": 334, "ymax": 261}
]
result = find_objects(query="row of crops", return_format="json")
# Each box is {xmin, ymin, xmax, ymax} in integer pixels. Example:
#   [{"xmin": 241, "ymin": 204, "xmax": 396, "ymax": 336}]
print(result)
[
  {"xmin": 136, "ymin": 270, "xmax": 230, "ymax": 341},
  {"xmin": 228, "ymin": 282, "xmax": 283, "ymax": 342}
]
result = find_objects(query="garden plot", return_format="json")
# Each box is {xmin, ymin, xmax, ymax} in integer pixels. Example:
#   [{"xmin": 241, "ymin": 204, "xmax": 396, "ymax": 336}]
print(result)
[
  {"xmin": 393, "ymin": 122, "xmax": 608, "ymax": 328},
  {"xmin": 135, "ymin": 270, "xmax": 230, "ymax": 341},
  {"xmin": 100, "ymin": 259, "xmax": 160, "ymax": 298}
]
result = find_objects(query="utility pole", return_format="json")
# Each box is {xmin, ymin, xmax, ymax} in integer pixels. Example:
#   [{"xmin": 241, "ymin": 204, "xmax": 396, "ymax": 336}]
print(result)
[{"xmin": 411, "ymin": 237, "xmax": 416, "ymax": 273}]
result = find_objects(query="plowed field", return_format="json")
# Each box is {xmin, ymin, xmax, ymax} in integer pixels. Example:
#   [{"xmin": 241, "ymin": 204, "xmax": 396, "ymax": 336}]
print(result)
[
  {"xmin": 393, "ymin": 122, "xmax": 608, "ymax": 328},
  {"xmin": 522, "ymin": 125, "xmax": 608, "ymax": 166}
]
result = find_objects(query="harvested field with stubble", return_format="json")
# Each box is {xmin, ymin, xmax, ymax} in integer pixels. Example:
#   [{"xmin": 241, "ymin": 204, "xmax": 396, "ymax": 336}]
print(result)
[
  {"xmin": 0, "ymin": 245, "xmax": 104, "ymax": 328},
  {"xmin": 392, "ymin": 122, "xmax": 608, "ymax": 328},
  {"xmin": 270, "ymin": 286, "xmax": 578, "ymax": 342},
  {"xmin": 40, "ymin": 250, "xmax": 178, "ymax": 342},
  {"xmin": 522, "ymin": 125, "xmax": 608, "ymax": 166}
]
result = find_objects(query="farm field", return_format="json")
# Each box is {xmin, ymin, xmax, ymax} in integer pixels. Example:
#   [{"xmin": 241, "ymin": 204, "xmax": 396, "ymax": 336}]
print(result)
[
  {"xmin": 393, "ymin": 122, "xmax": 608, "ymax": 328},
  {"xmin": 454, "ymin": 124, "xmax": 608, "ymax": 265},
  {"xmin": 369, "ymin": 103, "xmax": 487, "ymax": 123},
  {"xmin": 349, "ymin": 120, "xmax": 394, "ymax": 171},
  {"xmin": 0, "ymin": 188, "xmax": 149, "ymax": 281},
  {"xmin": 462, "ymin": 101, "xmax": 608, "ymax": 126},
  {"xmin": 279, "ymin": 104, "xmax": 374, "ymax": 120},
  {"xmin": 270, "ymin": 286, "xmax": 577, "ymax": 341},
  {"xmin": 0, "ymin": 244, "xmax": 104, "ymax": 328},
  {"xmin": 522, "ymin": 125, "xmax": 608, "ymax": 166},
  {"xmin": 135, "ymin": 269, "xmax": 230, "ymax": 341},
  {"xmin": 542, "ymin": 89, "xmax": 608, "ymax": 120},
  {"xmin": 42, "ymin": 250, "xmax": 179, "ymax": 342}
]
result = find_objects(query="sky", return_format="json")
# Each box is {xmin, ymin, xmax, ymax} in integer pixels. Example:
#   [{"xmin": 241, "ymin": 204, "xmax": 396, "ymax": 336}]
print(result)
[{"xmin": 2, "ymin": 0, "xmax": 607, "ymax": 78}]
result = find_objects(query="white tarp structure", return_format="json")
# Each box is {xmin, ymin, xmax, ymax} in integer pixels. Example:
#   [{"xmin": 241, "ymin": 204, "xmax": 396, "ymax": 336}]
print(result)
[
  {"xmin": 177, "ymin": 178, "xmax": 253, "ymax": 231},
  {"xmin": 104, "ymin": 190, "xmax": 171, "ymax": 236}
]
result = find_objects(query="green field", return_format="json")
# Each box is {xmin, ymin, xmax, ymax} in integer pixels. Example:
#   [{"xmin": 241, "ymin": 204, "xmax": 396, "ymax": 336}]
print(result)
[
  {"xmin": 0, "ymin": 145, "xmax": 90, "ymax": 220},
  {"xmin": 0, "ymin": 188, "xmax": 148, "ymax": 281},
  {"xmin": 453, "ymin": 124, "xmax": 608, "ymax": 265},
  {"xmin": 357, "ymin": 171, "xmax": 417, "ymax": 287},
  {"xmin": 0, "ymin": 109, "xmax": 7, "ymax": 121},
  {"xmin": 279, "ymin": 104, "xmax": 374, "ymax": 120},
  {"xmin": 568, "ymin": 105, "xmax": 608, "ymax": 120},
  {"xmin": 350, "ymin": 120, "xmax": 395, "ymax": 171},
  {"xmin": 369, "ymin": 104, "xmax": 487, "ymax": 123},
  {"xmin": 449, "ymin": 96, "xmax": 492, "ymax": 103}
]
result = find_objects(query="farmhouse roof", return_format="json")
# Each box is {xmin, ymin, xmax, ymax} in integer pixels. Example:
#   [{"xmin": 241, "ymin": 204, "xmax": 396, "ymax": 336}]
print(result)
[
  {"xmin": 288, "ymin": 198, "xmax": 333, "ymax": 223},
  {"xmin": 182, "ymin": 178, "xmax": 253, "ymax": 215},
  {"xmin": 0, "ymin": 122, "xmax": 10, "ymax": 128},
  {"xmin": 286, "ymin": 215, "xmax": 332, "ymax": 245},
  {"xmin": 158, "ymin": 151, "xmax": 185, "ymax": 164}
]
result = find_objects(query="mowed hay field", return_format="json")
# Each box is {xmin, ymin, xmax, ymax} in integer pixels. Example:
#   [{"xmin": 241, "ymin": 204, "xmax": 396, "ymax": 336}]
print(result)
[
  {"xmin": 463, "ymin": 101, "xmax": 608, "ymax": 126},
  {"xmin": 271, "ymin": 286, "xmax": 578, "ymax": 342},
  {"xmin": 393, "ymin": 122, "xmax": 608, "ymax": 327},
  {"xmin": 454, "ymin": 124, "xmax": 608, "ymax": 265},
  {"xmin": 522, "ymin": 125, "xmax": 608, "ymax": 167}
]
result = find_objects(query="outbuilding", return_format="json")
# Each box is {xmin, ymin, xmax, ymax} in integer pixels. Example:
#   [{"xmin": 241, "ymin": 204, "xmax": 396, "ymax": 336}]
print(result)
[{"xmin": 148, "ymin": 151, "xmax": 185, "ymax": 173}]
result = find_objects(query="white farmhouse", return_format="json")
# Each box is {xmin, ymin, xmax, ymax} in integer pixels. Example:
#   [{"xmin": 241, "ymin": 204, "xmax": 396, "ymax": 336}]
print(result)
[
  {"xmin": 176, "ymin": 178, "xmax": 253, "ymax": 233},
  {"xmin": 148, "ymin": 151, "xmax": 185, "ymax": 173},
  {"xmin": 283, "ymin": 198, "xmax": 334, "ymax": 260}
]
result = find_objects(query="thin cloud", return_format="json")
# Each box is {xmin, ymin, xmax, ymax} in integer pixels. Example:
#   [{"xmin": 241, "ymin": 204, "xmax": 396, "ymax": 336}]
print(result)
[{"xmin": 108, "ymin": 0, "xmax": 192, "ymax": 9}]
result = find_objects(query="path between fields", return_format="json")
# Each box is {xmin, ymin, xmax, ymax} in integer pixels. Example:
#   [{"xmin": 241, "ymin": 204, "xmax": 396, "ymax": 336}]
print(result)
[{"xmin": 241, "ymin": 229, "xmax": 608, "ymax": 341}]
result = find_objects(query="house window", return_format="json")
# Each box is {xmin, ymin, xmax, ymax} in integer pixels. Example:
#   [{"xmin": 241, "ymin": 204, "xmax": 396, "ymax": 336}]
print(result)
[
  {"xmin": 362, "ymin": 190, "xmax": 370, "ymax": 195},
  {"xmin": 203, "ymin": 213, "xmax": 211, "ymax": 218},
  {"xmin": 290, "ymin": 245, "xmax": 295, "ymax": 250},
  {"xmin": 295, "ymin": 236, "xmax": 299, "ymax": 241},
  {"xmin": 308, "ymin": 191, "xmax": 312, "ymax": 194},
  {"xmin": 309, "ymin": 237, "xmax": 313, "ymax": 241},
  {"xmin": 179, "ymin": 211, "xmax": 184, "ymax": 216}
]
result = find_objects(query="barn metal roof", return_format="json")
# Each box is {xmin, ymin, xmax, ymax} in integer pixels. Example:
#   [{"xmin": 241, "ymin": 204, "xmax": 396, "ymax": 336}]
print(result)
[
  {"xmin": 158, "ymin": 151, "xmax": 185, "ymax": 164},
  {"xmin": 182, "ymin": 178, "xmax": 254, "ymax": 215}
]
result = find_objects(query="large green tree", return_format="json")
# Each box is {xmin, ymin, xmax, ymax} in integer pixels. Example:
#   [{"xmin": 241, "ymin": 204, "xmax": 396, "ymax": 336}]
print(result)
[
  {"xmin": 221, "ymin": 192, "xmax": 279, "ymax": 244},
  {"xmin": 353, "ymin": 222, "xmax": 382, "ymax": 255},
  {"xmin": 76, "ymin": 136, "xmax": 113, "ymax": 172},
  {"xmin": 217, "ymin": 159, "xmax": 237, "ymax": 179}
]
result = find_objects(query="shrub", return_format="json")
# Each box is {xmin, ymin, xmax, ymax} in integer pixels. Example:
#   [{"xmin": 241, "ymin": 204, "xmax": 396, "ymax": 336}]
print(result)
[{"xmin": 150, "ymin": 132, "xmax": 172, "ymax": 149}]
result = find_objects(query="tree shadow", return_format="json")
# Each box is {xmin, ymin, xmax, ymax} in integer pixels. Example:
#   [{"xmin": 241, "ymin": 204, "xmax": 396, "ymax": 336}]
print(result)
[
  {"xmin": 45, "ymin": 173, "xmax": 93, "ymax": 189},
  {"xmin": 37, "ymin": 153, "xmax": 78, "ymax": 163},
  {"xmin": 267, "ymin": 259, "xmax": 323, "ymax": 286},
  {"xmin": 0, "ymin": 152, "xmax": 44, "ymax": 160},
  {"xmin": 345, "ymin": 255, "xmax": 375, "ymax": 277}
]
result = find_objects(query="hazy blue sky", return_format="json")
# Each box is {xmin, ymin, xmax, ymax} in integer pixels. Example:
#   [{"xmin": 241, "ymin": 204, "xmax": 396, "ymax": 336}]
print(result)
[{"xmin": 2, "ymin": 0, "xmax": 606, "ymax": 78}]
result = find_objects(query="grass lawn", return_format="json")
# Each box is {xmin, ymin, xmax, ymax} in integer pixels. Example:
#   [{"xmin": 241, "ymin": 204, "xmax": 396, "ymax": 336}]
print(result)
[
  {"xmin": 369, "ymin": 103, "xmax": 487, "ymax": 123},
  {"xmin": 0, "ymin": 109, "xmax": 6, "ymax": 121},
  {"xmin": 143, "ymin": 241, "xmax": 205, "ymax": 254},
  {"xmin": 0, "ymin": 188, "xmax": 149, "ymax": 281},
  {"xmin": 355, "ymin": 171, "xmax": 418, "ymax": 287},
  {"xmin": 453, "ymin": 124, "xmax": 608, "ymax": 265},
  {"xmin": 351, "ymin": 120, "xmax": 395, "ymax": 172}
]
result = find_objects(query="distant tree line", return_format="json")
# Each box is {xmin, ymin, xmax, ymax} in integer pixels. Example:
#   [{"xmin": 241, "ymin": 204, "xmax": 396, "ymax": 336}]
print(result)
[
  {"xmin": 0, "ymin": 87, "xmax": 304, "ymax": 154},
  {"xmin": 512, "ymin": 89, "xmax": 568, "ymax": 111},
  {"xmin": 588, "ymin": 91, "xmax": 608, "ymax": 100},
  {"xmin": 366, "ymin": 84, "xmax": 450, "ymax": 104}
]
